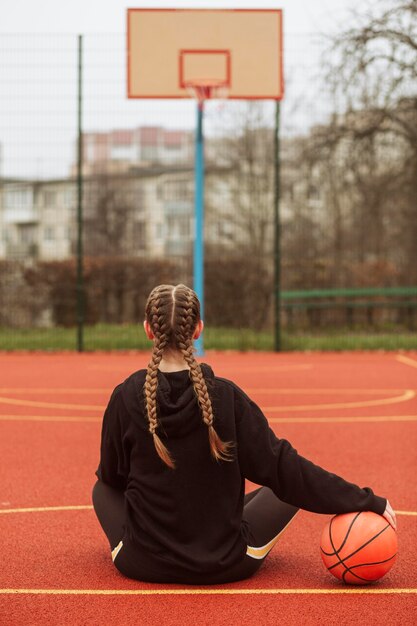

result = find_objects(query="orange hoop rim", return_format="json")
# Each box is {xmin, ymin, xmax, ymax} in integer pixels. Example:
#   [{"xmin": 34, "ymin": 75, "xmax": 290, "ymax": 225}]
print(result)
[{"xmin": 184, "ymin": 79, "xmax": 230, "ymax": 102}]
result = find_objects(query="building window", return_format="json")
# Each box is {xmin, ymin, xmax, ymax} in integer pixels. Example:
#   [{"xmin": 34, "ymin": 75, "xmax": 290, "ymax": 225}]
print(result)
[
  {"xmin": 63, "ymin": 189, "xmax": 75, "ymax": 208},
  {"xmin": 133, "ymin": 221, "xmax": 146, "ymax": 250},
  {"xmin": 217, "ymin": 220, "xmax": 234, "ymax": 241},
  {"xmin": 44, "ymin": 226, "xmax": 55, "ymax": 242},
  {"xmin": 136, "ymin": 186, "xmax": 145, "ymax": 206},
  {"xmin": 43, "ymin": 190, "xmax": 57, "ymax": 207},
  {"xmin": 19, "ymin": 224, "xmax": 37, "ymax": 244},
  {"xmin": 142, "ymin": 145, "xmax": 158, "ymax": 161},
  {"xmin": 162, "ymin": 179, "xmax": 193, "ymax": 201},
  {"xmin": 308, "ymin": 185, "xmax": 320, "ymax": 201},
  {"xmin": 155, "ymin": 223, "xmax": 164, "ymax": 239},
  {"xmin": 166, "ymin": 216, "xmax": 190, "ymax": 239},
  {"xmin": 178, "ymin": 216, "xmax": 190, "ymax": 237},
  {"xmin": 6, "ymin": 188, "xmax": 32, "ymax": 210}
]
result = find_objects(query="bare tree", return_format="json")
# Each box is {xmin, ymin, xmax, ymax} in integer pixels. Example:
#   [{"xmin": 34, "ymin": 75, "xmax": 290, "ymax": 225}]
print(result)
[
  {"xmin": 84, "ymin": 174, "xmax": 137, "ymax": 257},
  {"xmin": 207, "ymin": 103, "xmax": 274, "ymax": 256},
  {"xmin": 319, "ymin": 0, "xmax": 417, "ymax": 283},
  {"xmin": 205, "ymin": 103, "xmax": 275, "ymax": 329},
  {"xmin": 279, "ymin": 135, "xmax": 329, "ymax": 289},
  {"xmin": 328, "ymin": 1, "xmax": 416, "ymax": 112}
]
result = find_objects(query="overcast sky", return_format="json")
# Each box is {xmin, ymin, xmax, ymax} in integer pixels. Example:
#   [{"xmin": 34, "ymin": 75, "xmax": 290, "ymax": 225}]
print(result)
[
  {"xmin": 0, "ymin": 1, "xmax": 376, "ymax": 179},
  {"xmin": 1, "ymin": 0, "xmax": 370, "ymax": 35}
]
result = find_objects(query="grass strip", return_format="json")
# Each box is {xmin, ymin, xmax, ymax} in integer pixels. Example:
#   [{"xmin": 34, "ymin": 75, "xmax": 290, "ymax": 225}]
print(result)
[{"xmin": 1, "ymin": 325, "xmax": 417, "ymax": 351}]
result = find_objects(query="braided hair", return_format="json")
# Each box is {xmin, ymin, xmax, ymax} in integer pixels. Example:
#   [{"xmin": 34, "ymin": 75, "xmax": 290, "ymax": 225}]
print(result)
[{"xmin": 144, "ymin": 284, "xmax": 233, "ymax": 469}]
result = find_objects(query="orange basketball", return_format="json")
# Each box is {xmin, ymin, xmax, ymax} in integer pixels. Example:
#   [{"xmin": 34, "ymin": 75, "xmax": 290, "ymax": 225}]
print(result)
[{"xmin": 320, "ymin": 511, "xmax": 397, "ymax": 585}]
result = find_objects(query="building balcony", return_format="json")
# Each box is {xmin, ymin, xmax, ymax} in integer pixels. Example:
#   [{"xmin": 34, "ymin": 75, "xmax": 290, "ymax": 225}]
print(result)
[
  {"xmin": 4, "ymin": 209, "xmax": 38, "ymax": 225},
  {"xmin": 164, "ymin": 201, "xmax": 192, "ymax": 216},
  {"xmin": 5, "ymin": 242, "xmax": 39, "ymax": 260},
  {"xmin": 164, "ymin": 239, "xmax": 192, "ymax": 256}
]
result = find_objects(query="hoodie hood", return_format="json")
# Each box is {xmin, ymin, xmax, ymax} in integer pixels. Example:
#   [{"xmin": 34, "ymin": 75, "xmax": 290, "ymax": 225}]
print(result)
[{"xmin": 121, "ymin": 363, "xmax": 215, "ymax": 438}]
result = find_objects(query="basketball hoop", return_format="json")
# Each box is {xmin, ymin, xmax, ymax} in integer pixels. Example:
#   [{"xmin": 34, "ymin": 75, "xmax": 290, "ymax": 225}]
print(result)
[
  {"xmin": 184, "ymin": 79, "xmax": 230, "ymax": 108},
  {"xmin": 127, "ymin": 9, "xmax": 283, "ymax": 100},
  {"xmin": 127, "ymin": 8, "xmax": 284, "ymax": 356}
]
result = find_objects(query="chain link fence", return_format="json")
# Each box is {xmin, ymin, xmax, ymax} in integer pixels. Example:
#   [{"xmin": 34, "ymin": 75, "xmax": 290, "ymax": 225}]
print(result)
[{"xmin": 0, "ymin": 30, "xmax": 416, "ymax": 350}]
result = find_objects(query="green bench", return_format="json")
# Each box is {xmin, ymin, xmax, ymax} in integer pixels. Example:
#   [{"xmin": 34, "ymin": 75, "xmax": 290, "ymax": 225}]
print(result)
[{"xmin": 281, "ymin": 287, "xmax": 417, "ymax": 329}]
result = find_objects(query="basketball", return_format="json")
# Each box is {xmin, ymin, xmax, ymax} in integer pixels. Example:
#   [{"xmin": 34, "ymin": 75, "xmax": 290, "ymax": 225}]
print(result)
[{"xmin": 320, "ymin": 511, "xmax": 397, "ymax": 585}]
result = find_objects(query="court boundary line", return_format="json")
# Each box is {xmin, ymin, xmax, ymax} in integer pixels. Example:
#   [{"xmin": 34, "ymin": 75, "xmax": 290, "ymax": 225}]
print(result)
[
  {"xmin": 396, "ymin": 355, "xmax": 417, "ymax": 369},
  {"xmin": 265, "ymin": 390, "xmax": 415, "ymax": 412},
  {"xmin": 0, "ymin": 587, "xmax": 416, "ymax": 596},
  {"xmin": 0, "ymin": 396, "xmax": 103, "ymax": 411},
  {"xmin": 0, "ymin": 388, "xmax": 411, "ymax": 395},
  {"xmin": 0, "ymin": 505, "xmax": 415, "ymax": 516},
  {"xmin": 0, "ymin": 415, "xmax": 101, "ymax": 423},
  {"xmin": 1, "ymin": 414, "xmax": 417, "ymax": 424},
  {"xmin": 0, "ymin": 389, "xmax": 414, "ymax": 413},
  {"xmin": 268, "ymin": 415, "xmax": 417, "ymax": 424},
  {"xmin": 88, "ymin": 364, "xmax": 313, "ymax": 373},
  {"xmin": 0, "ymin": 505, "xmax": 93, "ymax": 515},
  {"xmin": 246, "ymin": 389, "xmax": 410, "ymax": 395},
  {"xmin": 0, "ymin": 388, "xmax": 111, "ymax": 394}
]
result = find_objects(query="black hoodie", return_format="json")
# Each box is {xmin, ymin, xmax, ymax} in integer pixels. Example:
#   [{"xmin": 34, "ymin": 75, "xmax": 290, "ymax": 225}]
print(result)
[{"xmin": 96, "ymin": 363, "xmax": 386, "ymax": 581}]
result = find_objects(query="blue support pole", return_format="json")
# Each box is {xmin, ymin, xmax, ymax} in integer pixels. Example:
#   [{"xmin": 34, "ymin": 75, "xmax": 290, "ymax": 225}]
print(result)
[{"xmin": 194, "ymin": 101, "xmax": 205, "ymax": 356}]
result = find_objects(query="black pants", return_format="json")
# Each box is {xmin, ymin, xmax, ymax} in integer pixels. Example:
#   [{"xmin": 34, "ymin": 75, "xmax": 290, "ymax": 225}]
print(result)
[{"xmin": 92, "ymin": 480, "xmax": 299, "ymax": 584}]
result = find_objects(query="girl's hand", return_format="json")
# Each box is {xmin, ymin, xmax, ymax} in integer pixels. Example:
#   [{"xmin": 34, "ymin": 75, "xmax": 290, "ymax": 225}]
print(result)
[{"xmin": 382, "ymin": 499, "xmax": 397, "ymax": 530}]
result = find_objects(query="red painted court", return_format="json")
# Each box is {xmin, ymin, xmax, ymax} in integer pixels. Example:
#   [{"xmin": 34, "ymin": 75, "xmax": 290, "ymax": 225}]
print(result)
[{"xmin": 0, "ymin": 351, "xmax": 416, "ymax": 625}]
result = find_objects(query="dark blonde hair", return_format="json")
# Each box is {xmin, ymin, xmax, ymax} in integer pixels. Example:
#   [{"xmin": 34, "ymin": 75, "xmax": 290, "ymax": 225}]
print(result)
[{"xmin": 144, "ymin": 283, "xmax": 233, "ymax": 469}]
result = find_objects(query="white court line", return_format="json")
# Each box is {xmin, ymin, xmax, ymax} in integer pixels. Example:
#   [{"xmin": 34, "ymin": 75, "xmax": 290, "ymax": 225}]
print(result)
[
  {"xmin": 246, "ymin": 389, "xmax": 409, "ymax": 395},
  {"xmin": 0, "ymin": 387, "xmax": 411, "ymax": 395},
  {"xmin": 1, "ymin": 414, "xmax": 417, "ymax": 424},
  {"xmin": 268, "ymin": 415, "xmax": 417, "ymax": 424},
  {"xmin": 265, "ymin": 390, "xmax": 415, "ymax": 412},
  {"xmin": 396, "ymin": 355, "xmax": 417, "ymax": 369},
  {"xmin": 0, "ymin": 388, "xmax": 109, "ymax": 394},
  {"xmin": 1, "ymin": 390, "xmax": 414, "ymax": 414},
  {"xmin": 0, "ymin": 587, "xmax": 416, "ymax": 596},
  {"xmin": 0, "ymin": 505, "xmax": 93, "ymax": 514},
  {"xmin": 0, "ymin": 414, "xmax": 100, "ymax": 422},
  {"xmin": 0, "ymin": 396, "xmax": 102, "ymax": 411},
  {"xmin": 88, "ymin": 364, "xmax": 313, "ymax": 373},
  {"xmin": 0, "ymin": 505, "xmax": 415, "ymax": 516}
]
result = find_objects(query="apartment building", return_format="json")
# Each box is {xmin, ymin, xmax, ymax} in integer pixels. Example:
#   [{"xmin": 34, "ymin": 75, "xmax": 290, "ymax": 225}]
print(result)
[
  {"xmin": 80, "ymin": 126, "xmax": 194, "ymax": 175},
  {"xmin": 0, "ymin": 165, "xmax": 236, "ymax": 263},
  {"xmin": 0, "ymin": 178, "xmax": 75, "ymax": 261}
]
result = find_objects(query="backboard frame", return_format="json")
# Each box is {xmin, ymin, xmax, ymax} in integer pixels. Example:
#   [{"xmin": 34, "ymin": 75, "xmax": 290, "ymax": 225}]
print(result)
[
  {"xmin": 179, "ymin": 49, "xmax": 231, "ymax": 91},
  {"xmin": 127, "ymin": 8, "xmax": 284, "ymax": 100}
]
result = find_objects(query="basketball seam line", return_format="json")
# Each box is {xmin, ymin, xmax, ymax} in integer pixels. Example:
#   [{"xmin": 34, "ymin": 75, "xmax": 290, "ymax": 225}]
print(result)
[
  {"xmin": 326, "ymin": 518, "xmax": 392, "ymax": 583},
  {"xmin": 346, "ymin": 554, "xmax": 397, "ymax": 571},
  {"xmin": 324, "ymin": 512, "xmax": 361, "ymax": 557},
  {"xmin": 340, "ymin": 548, "xmax": 397, "ymax": 583},
  {"xmin": 327, "ymin": 523, "xmax": 391, "ymax": 571},
  {"xmin": 327, "ymin": 515, "xmax": 354, "ymax": 581},
  {"xmin": 327, "ymin": 524, "xmax": 391, "ymax": 572}
]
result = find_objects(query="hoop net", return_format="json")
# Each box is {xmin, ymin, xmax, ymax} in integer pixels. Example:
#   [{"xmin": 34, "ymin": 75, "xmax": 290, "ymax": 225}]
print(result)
[{"xmin": 185, "ymin": 79, "xmax": 230, "ymax": 105}]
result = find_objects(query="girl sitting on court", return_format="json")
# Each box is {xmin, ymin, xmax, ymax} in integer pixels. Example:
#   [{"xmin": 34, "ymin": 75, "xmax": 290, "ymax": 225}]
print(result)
[{"xmin": 92, "ymin": 283, "xmax": 395, "ymax": 584}]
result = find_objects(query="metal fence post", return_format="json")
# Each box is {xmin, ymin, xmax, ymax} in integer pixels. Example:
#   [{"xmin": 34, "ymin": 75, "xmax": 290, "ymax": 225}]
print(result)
[
  {"xmin": 194, "ymin": 101, "xmax": 205, "ymax": 356},
  {"xmin": 76, "ymin": 34, "xmax": 84, "ymax": 352},
  {"xmin": 274, "ymin": 100, "xmax": 282, "ymax": 352}
]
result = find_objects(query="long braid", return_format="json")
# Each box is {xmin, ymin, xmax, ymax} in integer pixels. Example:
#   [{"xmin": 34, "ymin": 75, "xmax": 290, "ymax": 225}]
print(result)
[
  {"xmin": 174, "ymin": 287, "xmax": 233, "ymax": 463},
  {"xmin": 144, "ymin": 283, "xmax": 233, "ymax": 468},
  {"xmin": 144, "ymin": 287, "xmax": 175, "ymax": 468}
]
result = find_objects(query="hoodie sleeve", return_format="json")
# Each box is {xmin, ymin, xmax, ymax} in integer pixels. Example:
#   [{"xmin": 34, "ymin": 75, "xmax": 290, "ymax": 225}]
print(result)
[
  {"xmin": 95, "ymin": 385, "xmax": 129, "ymax": 491},
  {"xmin": 234, "ymin": 387, "xmax": 386, "ymax": 515}
]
